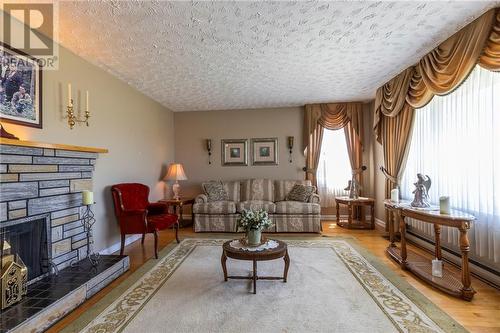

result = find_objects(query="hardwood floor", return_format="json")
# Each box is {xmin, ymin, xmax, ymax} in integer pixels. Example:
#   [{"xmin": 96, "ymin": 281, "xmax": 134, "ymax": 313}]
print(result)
[{"xmin": 48, "ymin": 222, "xmax": 500, "ymax": 333}]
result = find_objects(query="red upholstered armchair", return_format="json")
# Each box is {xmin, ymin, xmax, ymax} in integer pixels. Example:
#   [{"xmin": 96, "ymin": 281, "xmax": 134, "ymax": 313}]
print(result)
[{"xmin": 111, "ymin": 183, "xmax": 179, "ymax": 259}]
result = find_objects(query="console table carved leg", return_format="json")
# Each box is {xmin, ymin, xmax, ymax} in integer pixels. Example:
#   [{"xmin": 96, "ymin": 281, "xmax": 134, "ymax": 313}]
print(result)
[
  {"xmin": 459, "ymin": 225, "xmax": 475, "ymax": 300},
  {"xmin": 283, "ymin": 251, "xmax": 290, "ymax": 283},
  {"xmin": 434, "ymin": 224, "xmax": 442, "ymax": 260},
  {"xmin": 253, "ymin": 260, "xmax": 257, "ymax": 294},
  {"xmin": 347, "ymin": 204, "xmax": 353, "ymax": 228},
  {"xmin": 370, "ymin": 204, "xmax": 375, "ymax": 229},
  {"xmin": 388, "ymin": 210, "xmax": 395, "ymax": 248},
  {"xmin": 399, "ymin": 216, "xmax": 408, "ymax": 268},
  {"xmin": 221, "ymin": 251, "xmax": 228, "ymax": 282},
  {"xmin": 336, "ymin": 202, "xmax": 340, "ymax": 226}
]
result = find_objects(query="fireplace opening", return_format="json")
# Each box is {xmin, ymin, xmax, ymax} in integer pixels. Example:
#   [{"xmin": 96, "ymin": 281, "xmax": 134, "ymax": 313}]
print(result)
[{"xmin": 1, "ymin": 218, "xmax": 50, "ymax": 282}]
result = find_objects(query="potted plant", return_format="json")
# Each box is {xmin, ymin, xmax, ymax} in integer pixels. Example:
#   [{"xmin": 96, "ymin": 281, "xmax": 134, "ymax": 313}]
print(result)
[{"xmin": 237, "ymin": 209, "xmax": 273, "ymax": 246}]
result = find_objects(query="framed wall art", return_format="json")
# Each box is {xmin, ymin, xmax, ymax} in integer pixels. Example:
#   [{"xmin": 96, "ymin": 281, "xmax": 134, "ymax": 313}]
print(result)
[
  {"xmin": 221, "ymin": 139, "xmax": 248, "ymax": 166},
  {"xmin": 251, "ymin": 138, "xmax": 278, "ymax": 165},
  {"xmin": 0, "ymin": 42, "xmax": 42, "ymax": 128}
]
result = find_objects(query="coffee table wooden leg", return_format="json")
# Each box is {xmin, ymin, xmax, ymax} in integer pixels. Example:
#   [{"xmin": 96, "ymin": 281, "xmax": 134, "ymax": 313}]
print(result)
[
  {"xmin": 221, "ymin": 251, "xmax": 228, "ymax": 282},
  {"xmin": 253, "ymin": 259, "xmax": 257, "ymax": 294},
  {"xmin": 283, "ymin": 251, "xmax": 290, "ymax": 283}
]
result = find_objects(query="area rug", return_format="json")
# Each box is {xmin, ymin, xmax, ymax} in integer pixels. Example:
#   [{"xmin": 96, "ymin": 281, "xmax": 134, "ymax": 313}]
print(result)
[{"xmin": 64, "ymin": 238, "xmax": 467, "ymax": 333}]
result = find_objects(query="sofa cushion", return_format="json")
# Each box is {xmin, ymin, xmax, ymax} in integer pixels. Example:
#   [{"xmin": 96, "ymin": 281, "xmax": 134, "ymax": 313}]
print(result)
[
  {"xmin": 222, "ymin": 181, "xmax": 240, "ymax": 202},
  {"xmin": 274, "ymin": 180, "xmax": 312, "ymax": 202},
  {"xmin": 286, "ymin": 184, "xmax": 316, "ymax": 202},
  {"xmin": 275, "ymin": 201, "xmax": 321, "ymax": 214},
  {"xmin": 241, "ymin": 179, "xmax": 274, "ymax": 202},
  {"xmin": 202, "ymin": 181, "xmax": 229, "ymax": 202},
  {"xmin": 236, "ymin": 200, "xmax": 276, "ymax": 213},
  {"xmin": 193, "ymin": 201, "xmax": 236, "ymax": 214}
]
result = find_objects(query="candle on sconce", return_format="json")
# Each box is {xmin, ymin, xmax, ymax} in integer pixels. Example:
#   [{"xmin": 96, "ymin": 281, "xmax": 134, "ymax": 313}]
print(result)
[
  {"xmin": 440, "ymin": 196, "xmax": 450, "ymax": 214},
  {"xmin": 390, "ymin": 188, "xmax": 399, "ymax": 203},
  {"xmin": 86, "ymin": 91, "xmax": 89, "ymax": 111},
  {"xmin": 82, "ymin": 190, "xmax": 94, "ymax": 205},
  {"xmin": 68, "ymin": 83, "xmax": 72, "ymax": 105}
]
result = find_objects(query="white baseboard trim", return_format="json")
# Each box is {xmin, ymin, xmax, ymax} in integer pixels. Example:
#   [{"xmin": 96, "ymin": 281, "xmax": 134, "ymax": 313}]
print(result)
[
  {"xmin": 99, "ymin": 234, "xmax": 142, "ymax": 255},
  {"xmin": 320, "ymin": 214, "xmax": 337, "ymax": 221}
]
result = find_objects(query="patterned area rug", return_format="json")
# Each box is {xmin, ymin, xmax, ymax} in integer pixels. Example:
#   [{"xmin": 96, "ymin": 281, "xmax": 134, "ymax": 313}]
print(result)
[{"xmin": 63, "ymin": 238, "xmax": 467, "ymax": 333}]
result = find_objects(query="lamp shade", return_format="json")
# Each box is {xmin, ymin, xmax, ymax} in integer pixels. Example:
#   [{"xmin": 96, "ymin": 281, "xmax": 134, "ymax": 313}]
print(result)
[{"xmin": 165, "ymin": 163, "xmax": 187, "ymax": 181}]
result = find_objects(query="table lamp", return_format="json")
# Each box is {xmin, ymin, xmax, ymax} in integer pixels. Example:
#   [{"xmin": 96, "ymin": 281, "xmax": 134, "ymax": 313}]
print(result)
[{"xmin": 165, "ymin": 163, "xmax": 187, "ymax": 200}]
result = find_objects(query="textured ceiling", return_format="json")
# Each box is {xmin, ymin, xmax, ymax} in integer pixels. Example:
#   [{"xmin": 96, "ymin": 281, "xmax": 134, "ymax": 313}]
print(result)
[{"xmin": 58, "ymin": 1, "xmax": 498, "ymax": 112}]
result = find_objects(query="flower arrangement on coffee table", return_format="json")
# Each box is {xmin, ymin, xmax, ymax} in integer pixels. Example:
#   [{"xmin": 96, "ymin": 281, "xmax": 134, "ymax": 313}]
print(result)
[{"xmin": 237, "ymin": 209, "xmax": 274, "ymax": 246}]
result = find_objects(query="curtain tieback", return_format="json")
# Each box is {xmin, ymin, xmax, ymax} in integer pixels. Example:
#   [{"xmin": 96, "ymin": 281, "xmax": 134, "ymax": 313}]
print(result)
[{"xmin": 380, "ymin": 166, "xmax": 399, "ymax": 185}]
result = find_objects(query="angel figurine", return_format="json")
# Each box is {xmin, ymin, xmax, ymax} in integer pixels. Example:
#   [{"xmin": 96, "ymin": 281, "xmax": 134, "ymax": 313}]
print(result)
[
  {"xmin": 410, "ymin": 174, "xmax": 432, "ymax": 208},
  {"xmin": 344, "ymin": 166, "xmax": 367, "ymax": 199}
]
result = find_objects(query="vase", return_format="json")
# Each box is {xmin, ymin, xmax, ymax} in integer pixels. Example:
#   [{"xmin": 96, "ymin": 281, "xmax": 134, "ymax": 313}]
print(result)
[{"xmin": 247, "ymin": 229, "xmax": 262, "ymax": 246}]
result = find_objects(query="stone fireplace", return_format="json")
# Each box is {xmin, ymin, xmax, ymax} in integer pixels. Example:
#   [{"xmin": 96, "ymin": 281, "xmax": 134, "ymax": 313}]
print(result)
[{"xmin": 0, "ymin": 139, "xmax": 129, "ymax": 333}]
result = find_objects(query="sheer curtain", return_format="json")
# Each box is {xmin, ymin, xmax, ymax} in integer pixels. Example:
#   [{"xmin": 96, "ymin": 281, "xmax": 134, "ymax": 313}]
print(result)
[
  {"xmin": 401, "ymin": 65, "xmax": 500, "ymax": 269},
  {"xmin": 316, "ymin": 129, "xmax": 351, "ymax": 207}
]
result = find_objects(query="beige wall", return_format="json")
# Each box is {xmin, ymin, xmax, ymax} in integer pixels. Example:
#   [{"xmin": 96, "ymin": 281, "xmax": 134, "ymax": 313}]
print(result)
[
  {"xmin": 173, "ymin": 107, "xmax": 305, "ymax": 198},
  {"xmin": 2, "ymin": 46, "xmax": 175, "ymax": 252}
]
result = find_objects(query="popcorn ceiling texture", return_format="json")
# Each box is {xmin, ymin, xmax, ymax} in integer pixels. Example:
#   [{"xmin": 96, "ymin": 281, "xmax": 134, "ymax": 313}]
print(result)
[{"xmin": 58, "ymin": 1, "xmax": 496, "ymax": 112}]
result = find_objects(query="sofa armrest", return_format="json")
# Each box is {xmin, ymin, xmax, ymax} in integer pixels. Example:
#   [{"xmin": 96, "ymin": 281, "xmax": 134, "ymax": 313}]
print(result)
[
  {"xmin": 308, "ymin": 193, "xmax": 320, "ymax": 204},
  {"xmin": 195, "ymin": 194, "xmax": 208, "ymax": 203}
]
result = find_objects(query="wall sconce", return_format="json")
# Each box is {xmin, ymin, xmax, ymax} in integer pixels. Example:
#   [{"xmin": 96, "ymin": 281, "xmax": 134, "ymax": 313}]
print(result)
[
  {"xmin": 287, "ymin": 136, "xmax": 294, "ymax": 163},
  {"xmin": 206, "ymin": 139, "xmax": 212, "ymax": 164},
  {"xmin": 67, "ymin": 83, "xmax": 91, "ymax": 129}
]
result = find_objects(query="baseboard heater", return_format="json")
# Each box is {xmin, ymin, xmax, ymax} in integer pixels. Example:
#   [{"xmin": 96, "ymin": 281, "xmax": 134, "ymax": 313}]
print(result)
[{"xmin": 406, "ymin": 230, "xmax": 500, "ymax": 289}]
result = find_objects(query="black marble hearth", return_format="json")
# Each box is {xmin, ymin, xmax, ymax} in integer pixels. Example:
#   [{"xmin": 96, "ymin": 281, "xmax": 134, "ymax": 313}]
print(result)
[{"xmin": 0, "ymin": 255, "xmax": 129, "ymax": 333}]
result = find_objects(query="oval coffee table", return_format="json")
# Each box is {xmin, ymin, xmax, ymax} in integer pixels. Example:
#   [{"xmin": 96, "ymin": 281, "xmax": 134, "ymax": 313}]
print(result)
[{"xmin": 221, "ymin": 239, "xmax": 290, "ymax": 294}]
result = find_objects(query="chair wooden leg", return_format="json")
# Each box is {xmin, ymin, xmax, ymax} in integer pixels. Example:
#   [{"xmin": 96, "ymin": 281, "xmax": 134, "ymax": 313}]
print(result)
[
  {"xmin": 141, "ymin": 233, "xmax": 145, "ymax": 244},
  {"xmin": 154, "ymin": 230, "xmax": 159, "ymax": 259},
  {"xmin": 175, "ymin": 222, "xmax": 180, "ymax": 243},
  {"xmin": 120, "ymin": 234, "xmax": 126, "ymax": 256}
]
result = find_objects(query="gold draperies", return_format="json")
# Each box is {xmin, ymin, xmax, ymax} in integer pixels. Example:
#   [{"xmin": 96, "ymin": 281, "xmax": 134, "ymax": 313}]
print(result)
[
  {"xmin": 373, "ymin": 7, "xmax": 500, "ymax": 230},
  {"xmin": 374, "ymin": 7, "xmax": 500, "ymax": 142},
  {"xmin": 303, "ymin": 102, "xmax": 363, "ymax": 187}
]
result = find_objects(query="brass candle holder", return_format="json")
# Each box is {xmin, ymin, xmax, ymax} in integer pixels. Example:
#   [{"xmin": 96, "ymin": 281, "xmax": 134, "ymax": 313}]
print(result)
[{"xmin": 67, "ymin": 99, "xmax": 90, "ymax": 129}]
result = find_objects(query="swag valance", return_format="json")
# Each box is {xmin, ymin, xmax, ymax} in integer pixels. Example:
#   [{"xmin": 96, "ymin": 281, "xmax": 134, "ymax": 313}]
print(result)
[
  {"xmin": 303, "ymin": 102, "xmax": 363, "ymax": 187},
  {"xmin": 374, "ymin": 8, "xmax": 500, "ymax": 142}
]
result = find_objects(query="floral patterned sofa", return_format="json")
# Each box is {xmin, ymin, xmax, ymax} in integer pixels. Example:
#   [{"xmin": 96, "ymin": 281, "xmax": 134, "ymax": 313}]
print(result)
[{"xmin": 193, "ymin": 179, "xmax": 321, "ymax": 233}]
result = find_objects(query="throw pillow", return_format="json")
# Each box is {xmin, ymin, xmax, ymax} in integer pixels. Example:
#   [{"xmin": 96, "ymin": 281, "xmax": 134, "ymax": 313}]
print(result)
[
  {"xmin": 202, "ymin": 181, "xmax": 229, "ymax": 202},
  {"xmin": 286, "ymin": 184, "xmax": 316, "ymax": 202}
]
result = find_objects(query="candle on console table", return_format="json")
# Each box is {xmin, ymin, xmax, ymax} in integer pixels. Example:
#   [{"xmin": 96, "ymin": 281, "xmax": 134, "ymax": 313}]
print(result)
[
  {"xmin": 390, "ymin": 188, "xmax": 399, "ymax": 203},
  {"xmin": 68, "ymin": 83, "xmax": 72, "ymax": 106},
  {"xmin": 82, "ymin": 190, "xmax": 94, "ymax": 205},
  {"xmin": 86, "ymin": 90, "xmax": 89, "ymax": 111},
  {"xmin": 439, "ymin": 196, "xmax": 450, "ymax": 214}
]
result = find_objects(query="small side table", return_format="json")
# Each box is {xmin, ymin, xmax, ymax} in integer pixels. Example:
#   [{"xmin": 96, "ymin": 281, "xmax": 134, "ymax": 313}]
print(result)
[
  {"xmin": 160, "ymin": 198, "xmax": 195, "ymax": 228},
  {"xmin": 335, "ymin": 196, "xmax": 375, "ymax": 230}
]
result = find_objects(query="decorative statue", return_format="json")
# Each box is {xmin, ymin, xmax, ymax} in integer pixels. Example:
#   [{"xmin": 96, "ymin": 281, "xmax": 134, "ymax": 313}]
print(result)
[
  {"xmin": 411, "ymin": 174, "xmax": 432, "ymax": 208},
  {"xmin": 344, "ymin": 166, "xmax": 367, "ymax": 199}
]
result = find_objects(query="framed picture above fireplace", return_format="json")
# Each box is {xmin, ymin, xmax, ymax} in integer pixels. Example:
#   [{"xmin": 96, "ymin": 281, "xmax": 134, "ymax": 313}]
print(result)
[{"xmin": 0, "ymin": 42, "xmax": 42, "ymax": 128}]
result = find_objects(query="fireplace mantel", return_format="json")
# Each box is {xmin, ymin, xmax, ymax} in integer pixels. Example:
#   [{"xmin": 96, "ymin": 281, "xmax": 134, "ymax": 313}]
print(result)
[{"xmin": 0, "ymin": 138, "xmax": 108, "ymax": 153}]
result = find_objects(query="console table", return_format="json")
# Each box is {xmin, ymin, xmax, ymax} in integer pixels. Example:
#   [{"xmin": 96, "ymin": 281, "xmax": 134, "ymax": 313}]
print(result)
[
  {"xmin": 335, "ymin": 196, "xmax": 375, "ymax": 229},
  {"xmin": 384, "ymin": 200, "xmax": 476, "ymax": 300}
]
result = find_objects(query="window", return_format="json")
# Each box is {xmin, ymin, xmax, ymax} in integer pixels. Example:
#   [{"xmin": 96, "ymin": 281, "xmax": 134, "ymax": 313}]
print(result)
[
  {"xmin": 316, "ymin": 129, "xmax": 351, "ymax": 207},
  {"xmin": 401, "ymin": 65, "xmax": 500, "ymax": 269}
]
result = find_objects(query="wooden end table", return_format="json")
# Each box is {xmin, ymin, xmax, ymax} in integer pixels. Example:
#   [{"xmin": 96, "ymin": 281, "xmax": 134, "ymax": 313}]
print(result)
[
  {"xmin": 335, "ymin": 196, "xmax": 375, "ymax": 229},
  {"xmin": 160, "ymin": 198, "xmax": 195, "ymax": 228},
  {"xmin": 221, "ymin": 239, "xmax": 290, "ymax": 294}
]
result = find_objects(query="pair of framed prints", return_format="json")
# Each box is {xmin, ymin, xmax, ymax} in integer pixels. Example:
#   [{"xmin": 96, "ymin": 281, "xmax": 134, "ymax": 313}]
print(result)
[{"xmin": 222, "ymin": 138, "xmax": 278, "ymax": 166}]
